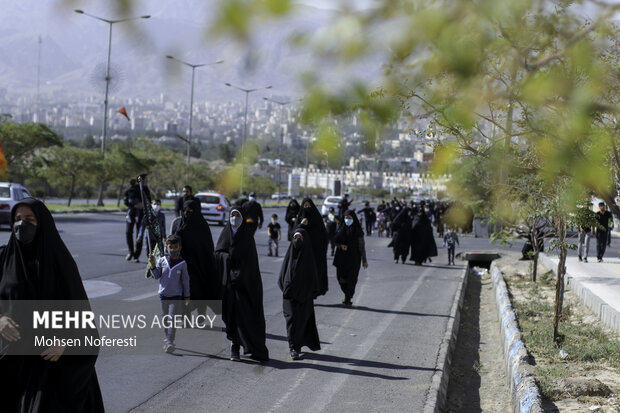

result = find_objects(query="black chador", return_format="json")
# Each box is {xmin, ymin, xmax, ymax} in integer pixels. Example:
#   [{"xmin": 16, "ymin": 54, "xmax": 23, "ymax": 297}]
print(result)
[
  {"xmin": 278, "ymin": 228, "xmax": 321, "ymax": 355},
  {"xmin": 390, "ymin": 207, "xmax": 412, "ymax": 263},
  {"xmin": 333, "ymin": 210, "xmax": 367, "ymax": 306},
  {"xmin": 177, "ymin": 200, "xmax": 219, "ymax": 303},
  {"xmin": 0, "ymin": 198, "xmax": 104, "ymax": 412},
  {"xmin": 410, "ymin": 210, "xmax": 438, "ymax": 265},
  {"xmin": 215, "ymin": 209, "xmax": 269, "ymax": 362},
  {"xmin": 294, "ymin": 198, "xmax": 328, "ymax": 297},
  {"xmin": 285, "ymin": 199, "xmax": 301, "ymax": 241}
]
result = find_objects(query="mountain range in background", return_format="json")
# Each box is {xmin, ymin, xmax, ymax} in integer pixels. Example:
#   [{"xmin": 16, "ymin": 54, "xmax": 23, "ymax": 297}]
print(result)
[{"xmin": 0, "ymin": 0, "xmax": 385, "ymax": 105}]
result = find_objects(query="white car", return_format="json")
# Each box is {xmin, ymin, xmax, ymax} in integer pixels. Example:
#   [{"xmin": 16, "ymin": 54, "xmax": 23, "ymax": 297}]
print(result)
[
  {"xmin": 195, "ymin": 191, "xmax": 230, "ymax": 226},
  {"xmin": 0, "ymin": 183, "xmax": 32, "ymax": 225},
  {"xmin": 321, "ymin": 196, "xmax": 343, "ymax": 217}
]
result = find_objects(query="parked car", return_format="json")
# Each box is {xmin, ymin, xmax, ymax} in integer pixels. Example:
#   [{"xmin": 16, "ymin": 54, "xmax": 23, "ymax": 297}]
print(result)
[
  {"xmin": 321, "ymin": 196, "xmax": 343, "ymax": 217},
  {"xmin": 271, "ymin": 192, "xmax": 290, "ymax": 200},
  {"xmin": 165, "ymin": 189, "xmax": 180, "ymax": 199},
  {"xmin": 195, "ymin": 191, "xmax": 230, "ymax": 226},
  {"xmin": 0, "ymin": 183, "xmax": 33, "ymax": 225}
]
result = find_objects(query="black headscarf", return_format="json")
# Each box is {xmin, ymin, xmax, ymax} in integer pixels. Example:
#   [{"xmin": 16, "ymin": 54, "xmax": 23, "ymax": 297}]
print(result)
[
  {"xmin": 176, "ymin": 199, "xmax": 218, "ymax": 300},
  {"xmin": 294, "ymin": 198, "xmax": 328, "ymax": 296},
  {"xmin": 333, "ymin": 210, "xmax": 364, "ymax": 270},
  {"xmin": 334, "ymin": 209, "xmax": 364, "ymax": 243},
  {"xmin": 215, "ymin": 209, "xmax": 268, "ymax": 360},
  {"xmin": 278, "ymin": 228, "xmax": 318, "ymax": 302},
  {"xmin": 0, "ymin": 198, "xmax": 104, "ymax": 412},
  {"xmin": 0, "ymin": 198, "xmax": 88, "ymax": 302},
  {"xmin": 285, "ymin": 199, "xmax": 300, "ymax": 224}
]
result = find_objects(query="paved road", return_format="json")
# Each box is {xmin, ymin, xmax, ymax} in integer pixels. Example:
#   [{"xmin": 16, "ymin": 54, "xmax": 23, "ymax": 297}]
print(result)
[{"xmin": 0, "ymin": 210, "xmax": 521, "ymax": 413}]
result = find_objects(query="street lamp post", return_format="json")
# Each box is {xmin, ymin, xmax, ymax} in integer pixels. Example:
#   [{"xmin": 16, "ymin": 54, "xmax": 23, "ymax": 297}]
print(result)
[
  {"xmin": 74, "ymin": 9, "xmax": 149, "ymax": 206},
  {"xmin": 74, "ymin": 9, "xmax": 150, "ymax": 156},
  {"xmin": 167, "ymin": 56, "xmax": 223, "ymax": 165},
  {"xmin": 263, "ymin": 97, "xmax": 295, "ymax": 203},
  {"xmin": 225, "ymin": 83, "xmax": 272, "ymax": 193}
]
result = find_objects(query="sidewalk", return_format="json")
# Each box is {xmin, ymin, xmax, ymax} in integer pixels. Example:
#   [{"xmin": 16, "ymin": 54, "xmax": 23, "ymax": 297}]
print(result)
[{"xmin": 540, "ymin": 252, "xmax": 620, "ymax": 334}]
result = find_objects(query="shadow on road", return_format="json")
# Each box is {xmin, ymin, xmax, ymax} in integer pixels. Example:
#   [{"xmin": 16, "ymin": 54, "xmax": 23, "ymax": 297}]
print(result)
[
  {"xmin": 302, "ymin": 352, "xmax": 438, "ymax": 372},
  {"xmin": 265, "ymin": 358, "xmax": 410, "ymax": 380},
  {"xmin": 265, "ymin": 332, "xmax": 331, "ymax": 345},
  {"xmin": 315, "ymin": 303, "xmax": 451, "ymax": 318}
]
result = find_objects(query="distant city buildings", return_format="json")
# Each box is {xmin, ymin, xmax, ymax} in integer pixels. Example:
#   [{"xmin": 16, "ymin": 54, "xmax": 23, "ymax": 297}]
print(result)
[{"xmin": 0, "ymin": 91, "xmax": 453, "ymax": 193}]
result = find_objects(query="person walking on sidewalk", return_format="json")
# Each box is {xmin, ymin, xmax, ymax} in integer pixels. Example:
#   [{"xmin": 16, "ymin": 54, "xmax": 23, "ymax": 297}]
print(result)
[
  {"xmin": 443, "ymin": 227, "xmax": 459, "ymax": 265},
  {"xmin": 278, "ymin": 228, "xmax": 321, "ymax": 360},
  {"xmin": 325, "ymin": 207, "xmax": 338, "ymax": 256},
  {"xmin": 267, "ymin": 214, "xmax": 281, "ymax": 256},
  {"xmin": 215, "ymin": 209, "xmax": 269, "ymax": 363},
  {"xmin": 608, "ymin": 214, "xmax": 615, "ymax": 247},
  {"xmin": 137, "ymin": 198, "xmax": 166, "ymax": 259},
  {"xmin": 333, "ymin": 210, "xmax": 368, "ymax": 306},
  {"xmin": 124, "ymin": 178, "xmax": 144, "ymax": 262},
  {"xmin": 175, "ymin": 185, "xmax": 199, "ymax": 217},
  {"xmin": 242, "ymin": 192, "xmax": 264, "ymax": 236},
  {"xmin": 578, "ymin": 225, "xmax": 592, "ymax": 263},
  {"xmin": 285, "ymin": 199, "xmax": 300, "ymax": 241},
  {"xmin": 595, "ymin": 202, "xmax": 613, "ymax": 262},
  {"xmin": 148, "ymin": 235, "xmax": 190, "ymax": 354}
]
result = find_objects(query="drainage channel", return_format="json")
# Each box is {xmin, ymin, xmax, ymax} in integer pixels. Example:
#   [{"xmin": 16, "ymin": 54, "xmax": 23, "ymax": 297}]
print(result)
[{"xmin": 444, "ymin": 252, "xmax": 511, "ymax": 413}]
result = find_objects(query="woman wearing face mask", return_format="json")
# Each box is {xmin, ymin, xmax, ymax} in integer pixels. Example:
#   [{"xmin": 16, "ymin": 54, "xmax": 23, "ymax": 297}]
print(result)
[
  {"xmin": 333, "ymin": 210, "xmax": 368, "ymax": 307},
  {"xmin": 0, "ymin": 198, "xmax": 104, "ymax": 412},
  {"xmin": 285, "ymin": 199, "xmax": 301, "ymax": 241},
  {"xmin": 215, "ymin": 209, "xmax": 269, "ymax": 362},
  {"xmin": 294, "ymin": 198, "xmax": 328, "ymax": 297},
  {"xmin": 176, "ymin": 199, "xmax": 219, "ymax": 312},
  {"xmin": 278, "ymin": 229, "xmax": 320, "ymax": 360}
]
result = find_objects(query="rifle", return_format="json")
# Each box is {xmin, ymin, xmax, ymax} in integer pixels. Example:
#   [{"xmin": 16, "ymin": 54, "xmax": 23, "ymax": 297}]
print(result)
[{"xmin": 137, "ymin": 175, "xmax": 164, "ymax": 278}]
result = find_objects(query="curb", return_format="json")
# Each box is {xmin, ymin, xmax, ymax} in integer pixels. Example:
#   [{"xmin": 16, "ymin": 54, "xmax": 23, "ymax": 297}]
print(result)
[
  {"xmin": 422, "ymin": 265, "xmax": 469, "ymax": 413},
  {"xmin": 539, "ymin": 253, "xmax": 620, "ymax": 335},
  {"xmin": 490, "ymin": 261, "xmax": 544, "ymax": 413}
]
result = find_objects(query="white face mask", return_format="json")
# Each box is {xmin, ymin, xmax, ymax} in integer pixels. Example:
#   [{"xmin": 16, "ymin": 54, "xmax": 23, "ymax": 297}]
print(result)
[
  {"xmin": 271, "ymin": 218, "xmax": 277, "ymax": 224},
  {"xmin": 230, "ymin": 215, "xmax": 242, "ymax": 228},
  {"xmin": 344, "ymin": 218, "xmax": 353, "ymax": 226},
  {"xmin": 249, "ymin": 197, "xmax": 256, "ymax": 202},
  {"xmin": 153, "ymin": 205, "xmax": 161, "ymax": 212}
]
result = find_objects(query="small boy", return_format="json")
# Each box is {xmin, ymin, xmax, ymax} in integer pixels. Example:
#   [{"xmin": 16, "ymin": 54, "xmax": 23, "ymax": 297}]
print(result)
[
  {"xmin": 138, "ymin": 198, "xmax": 166, "ymax": 259},
  {"xmin": 148, "ymin": 235, "xmax": 190, "ymax": 353},
  {"xmin": 443, "ymin": 228, "xmax": 459, "ymax": 265},
  {"xmin": 267, "ymin": 214, "xmax": 281, "ymax": 256}
]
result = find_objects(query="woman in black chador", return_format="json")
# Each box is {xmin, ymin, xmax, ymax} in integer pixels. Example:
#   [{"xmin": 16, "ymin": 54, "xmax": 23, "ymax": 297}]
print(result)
[
  {"xmin": 294, "ymin": 198, "xmax": 328, "ymax": 297},
  {"xmin": 278, "ymin": 228, "xmax": 321, "ymax": 360},
  {"xmin": 0, "ymin": 198, "xmax": 104, "ymax": 412},
  {"xmin": 284, "ymin": 198, "xmax": 300, "ymax": 241},
  {"xmin": 333, "ymin": 210, "xmax": 368, "ymax": 306},
  {"xmin": 410, "ymin": 209, "xmax": 438, "ymax": 265},
  {"xmin": 215, "ymin": 209, "xmax": 269, "ymax": 362},
  {"xmin": 176, "ymin": 199, "xmax": 219, "ymax": 304},
  {"xmin": 390, "ymin": 207, "xmax": 412, "ymax": 264}
]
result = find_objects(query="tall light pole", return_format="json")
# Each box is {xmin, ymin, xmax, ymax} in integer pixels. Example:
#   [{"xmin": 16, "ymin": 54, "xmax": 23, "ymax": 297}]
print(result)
[
  {"xmin": 167, "ymin": 56, "xmax": 222, "ymax": 165},
  {"xmin": 75, "ymin": 9, "xmax": 149, "ymax": 206},
  {"xmin": 74, "ymin": 10, "xmax": 150, "ymax": 157},
  {"xmin": 225, "ymin": 82, "xmax": 272, "ymax": 193},
  {"xmin": 263, "ymin": 97, "xmax": 295, "ymax": 203}
]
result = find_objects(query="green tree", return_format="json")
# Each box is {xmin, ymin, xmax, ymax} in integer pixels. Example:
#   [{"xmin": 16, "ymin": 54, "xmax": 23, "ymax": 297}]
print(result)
[
  {"xmin": 37, "ymin": 146, "xmax": 99, "ymax": 206},
  {"xmin": 0, "ymin": 119, "xmax": 62, "ymax": 182},
  {"xmin": 217, "ymin": 143, "xmax": 236, "ymax": 163},
  {"xmin": 248, "ymin": 175, "xmax": 277, "ymax": 202}
]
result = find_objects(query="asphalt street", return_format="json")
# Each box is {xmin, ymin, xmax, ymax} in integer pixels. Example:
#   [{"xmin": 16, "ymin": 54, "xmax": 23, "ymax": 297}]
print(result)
[{"xmin": 0, "ymin": 209, "xmax": 522, "ymax": 413}]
